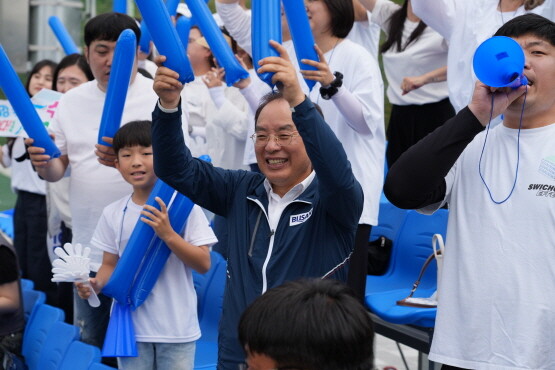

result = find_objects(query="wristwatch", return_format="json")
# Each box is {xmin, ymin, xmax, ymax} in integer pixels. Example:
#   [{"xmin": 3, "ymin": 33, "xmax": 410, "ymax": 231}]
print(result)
[{"xmin": 319, "ymin": 71, "xmax": 344, "ymax": 100}]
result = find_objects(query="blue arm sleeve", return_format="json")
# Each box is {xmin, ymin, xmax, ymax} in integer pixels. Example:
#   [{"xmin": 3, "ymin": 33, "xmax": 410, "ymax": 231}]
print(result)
[
  {"xmin": 151, "ymin": 102, "xmax": 254, "ymax": 216},
  {"xmin": 293, "ymin": 98, "xmax": 363, "ymax": 229}
]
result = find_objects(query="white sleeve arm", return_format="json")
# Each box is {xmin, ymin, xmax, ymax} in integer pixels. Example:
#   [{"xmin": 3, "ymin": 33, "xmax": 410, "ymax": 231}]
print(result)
[
  {"xmin": 239, "ymin": 83, "xmax": 262, "ymax": 114},
  {"xmin": 411, "ymin": 0, "xmax": 456, "ymax": 41},
  {"xmin": 1, "ymin": 144, "xmax": 11, "ymax": 168},
  {"xmin": 212, "ymin": 91, "xmax": 249, "ymax": 140},
  {"xmin": 215, "ymin": 2, "xmax": 252, "ymax": 55},
  {"xmin": 330, "ymin": 86, "xmax": 371, "ymax": 135},
  {"xmin": 208, "ymin": 86, "xmax": 226, "ymax": 109}
]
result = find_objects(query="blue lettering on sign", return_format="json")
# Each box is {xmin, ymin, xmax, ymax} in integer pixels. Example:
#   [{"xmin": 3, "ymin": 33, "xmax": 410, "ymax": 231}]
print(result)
[{"xmin": 0, "ymin": 105, "xmax": 9, "ymax": 118}]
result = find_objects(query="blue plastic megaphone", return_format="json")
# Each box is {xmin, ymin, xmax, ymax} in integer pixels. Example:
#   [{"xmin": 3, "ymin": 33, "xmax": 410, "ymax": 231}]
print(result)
[{"xmin": 473, "ymin": 36, "xmax": 528, "ymax": 88}]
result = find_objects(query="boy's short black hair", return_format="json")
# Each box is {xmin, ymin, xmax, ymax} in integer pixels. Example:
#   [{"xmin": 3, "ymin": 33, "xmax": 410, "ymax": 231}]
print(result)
[
  {"xmin": 321, "ymin": 0, "xmax": 354, "ymax": 39},
  {"xmin": 494, "ymin": 13, "xmax": 555, "ymax": 46},
  {"xmin": 238, "ymin": 279, "xmax": 374, "ymax": 370},
  {"xmin": 84, "ymin": 12, "xmax": 141, "ymax": 47},
  {"xmin": 113, "ymin": 120, "xmax": 152, "ymax": 155}
]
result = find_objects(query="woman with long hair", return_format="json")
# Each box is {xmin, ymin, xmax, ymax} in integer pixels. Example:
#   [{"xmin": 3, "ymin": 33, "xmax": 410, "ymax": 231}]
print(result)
[
  {"xmin": 301, "ymin": 0, "xmax": 386, "ymax": 303},
  {"xmin": 1, "ymin": 59, "xmax": 57, "ymax": 305},
  {"xmin": 360, "ymin": 0, "xmax": 455, "ymax": 167}
]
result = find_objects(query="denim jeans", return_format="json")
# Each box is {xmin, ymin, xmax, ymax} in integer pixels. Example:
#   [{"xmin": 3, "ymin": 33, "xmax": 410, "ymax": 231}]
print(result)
[{"xmin": 118, "ymin": 341, "xmax": 196, "ymax": 370}]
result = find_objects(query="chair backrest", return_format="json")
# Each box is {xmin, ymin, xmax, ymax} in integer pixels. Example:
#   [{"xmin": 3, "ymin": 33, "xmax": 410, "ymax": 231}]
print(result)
[
  {"xmin": 22, "ymin": 304, "xmax": 65, "ymax": 370},
  {"xmin": 37, "ymin": 321, "xmax": 80, "ymax": 370},
  {"xmin": 88, "ymin": 363, "xmax": 117, "ymax": 370},
  {"xmin": 22, "ymin": 289, "xmax": 46, "ymax": 322},
  {"xmin": 369, "ymin": 200, "xmax": 409, "ymax": 276},
  {"xmin": 21, "ymin": 278, "xmax": 34, "ymax": 291},
  {"xmin": 387, "ymin": 209, "xmax": 449, "ymax": 291},
  {"xmin": 196, "ymin": 251, "xmax": 227, "ymax": 342},
  {"xmin": 59, "ymin": 341, "xmax": 101, "ymax": 370}
]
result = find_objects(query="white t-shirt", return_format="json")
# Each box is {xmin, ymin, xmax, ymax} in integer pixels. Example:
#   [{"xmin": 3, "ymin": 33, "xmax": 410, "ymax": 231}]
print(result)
[
  {"xmin": 308, "ymin": 39, "xmax": 385, "ymax": 225},
  {"xmin": 92, "ymin": 195, "xmax": 217, "ymax": 343},
  {"xmin": 348, "ymin": 9, "xmax": 380, "ymax": 59},
  {"xmin": 421, "ymin": 122, "xmax": 555, "ymax": 369},
  {"xmin": 372, "ymin": 0, "xmax": 449, "ymax": 106},
  {"xmin": 412, "ymin": 0, "xmax": 555, "ymax": 112},
  {"xmin": 50, "ymin": 74, "xmax": 189, "ymax": 271},
  {"xmin": 183, "ymin": 76, "xmax": 211, "ymax": 158},
  {"xmin": 2, "ymin": 137, "xmax": 46, "ymax": 194}
]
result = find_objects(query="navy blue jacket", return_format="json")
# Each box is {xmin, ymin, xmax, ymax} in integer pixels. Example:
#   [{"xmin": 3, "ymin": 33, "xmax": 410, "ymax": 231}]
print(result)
[{"xmin": 152, "ymin": 98, "xmax": 363, "ymax": 368}]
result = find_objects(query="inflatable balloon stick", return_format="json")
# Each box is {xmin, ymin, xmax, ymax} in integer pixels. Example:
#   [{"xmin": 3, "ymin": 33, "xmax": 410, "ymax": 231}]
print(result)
[
  {"xmin": 113, "ymin": 0, "xmax": 127, "ymax": 14},
  {"xmin": 139, "ymin": 21, "xmax": 152, "ymax": 55},
  {"xmin": 251, "ymin": 0, "xmax": 282, "ymax": 88},
  {"xmin": 135, "ymin": 0, "xmax": 194, "ymax": 84},
  {"xmin": 282, "ymin": 0, "xmax": 319, "ymax": 90},
  {"xmin": 176, "ymin": 16, "xmax": 192, "ymax": 50},
  {"xmin": 473, "ymin": 36, "xmax": 528, "ymax": 88},
  {"xmin": 165, "ymin": 0, "xmax": 181, "ymax": 16},
  {"xmin": 186, "ymin": 0, "xmax": 249, "ymax": 86},
  {"xmin": 130, "ymin": 192, "xmax": 195, "ymax": 309},
  {"xmin": 48, "ymin": 16, "xmax": 79, "ymax": 55},
  {"xmin": 0, "ymin": 45, "xmax": 61, "ymax": 159},
  {"xmin": 102, "ymin": 180, "xmax": 175, "ymax": 304},
  {"xmin": 97, "ymin": 29, "xmax": 137, "ymax": 146},
  {"xmin": 102, "ymin": 301, "xmax": 137, "ymax": 357}
]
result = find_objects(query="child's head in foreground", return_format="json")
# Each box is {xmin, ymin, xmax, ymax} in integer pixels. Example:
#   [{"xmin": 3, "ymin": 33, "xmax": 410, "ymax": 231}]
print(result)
[
  {"xmin": 238, "ymin": 278, "xmax": 374, "ymax": 370},
  {"xmin": 113, "ymin": 120, "xmax": 157, "ymax": 191}
]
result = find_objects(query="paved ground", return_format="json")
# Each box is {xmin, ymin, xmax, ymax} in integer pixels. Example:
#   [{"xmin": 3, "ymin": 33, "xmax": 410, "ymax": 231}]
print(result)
[
  {"xmin": 0, "ymin": 170, "xmax": 16, "ymax": 211},
  {"xmin": 375, "ymin": 334, "xmax": 419, "ymax": 370}
]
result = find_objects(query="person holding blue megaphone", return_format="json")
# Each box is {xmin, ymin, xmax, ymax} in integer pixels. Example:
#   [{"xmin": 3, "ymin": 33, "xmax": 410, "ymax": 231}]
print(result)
[
  {"xmin": 384, "ymin": 14, "xmax": 555, "ymax": 370},
  {"xmin": 26, "ymin": 13, "xmax": 190, "ymax": 366}
]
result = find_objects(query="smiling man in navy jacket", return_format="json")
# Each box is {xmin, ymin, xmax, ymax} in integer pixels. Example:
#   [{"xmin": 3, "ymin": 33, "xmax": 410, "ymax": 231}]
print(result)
[{"xmin": 151, "ymin": 40, "xmax": 363, "ymax": 369}]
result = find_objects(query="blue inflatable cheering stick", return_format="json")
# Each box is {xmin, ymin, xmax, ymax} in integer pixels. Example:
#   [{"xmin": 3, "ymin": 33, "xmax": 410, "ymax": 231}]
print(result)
[
  {"xmin": 135, "ymin": 0, "xmax": 194, "ymax": 84},
  {"xmin": 251, "ymin": 0, "xmax": 282, "ymax": 88},
  {"xmin": 473, "ymin": 36, "xmax": 528, "ymax": 88},
  {"xmin": 113, "ymin": 0, "xmax": 127, "ymax": 13},
  {"xmin": 282, "ymin": 0, "xmax": 319, "ymax": 91},
  {"xmin": 97, "ymin": 29, "xmax": 137, "ymax": 146},
  {"xmin": 0, "ymin": 45, "xmax": 61, "ymax": 159},
  {"xmin": 186, "ymin": 0, "xmax": 250, "ymax": 86},
  {"xmin": 48, "ymin": 16, "xmax": 79, "ymax": 55}
]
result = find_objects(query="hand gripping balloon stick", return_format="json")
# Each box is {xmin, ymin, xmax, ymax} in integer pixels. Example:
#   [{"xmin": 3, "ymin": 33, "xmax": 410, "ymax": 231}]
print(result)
[
  {"xmin": 48, "ymin": 16, "xmax": 79, "ymax": 55},
  {"xmin": 251, "ymin": 0, "xmax": 282, "ymax": 88},
  {"xmin": 135, "ymin": 0, "xmax": 194, "ymax": 84},
  {"xmin": 0, "ymin": 45, "xmax": 61, "ymax": 159},
  {"xmin": 473, "ymin": 36, "xmax": 528, "ymax": 88},
  {"xmin": 102, "ymin": 179, "xmax": 176, "ymax": 304},
  {"xmin": 282, "ymin": 0, "xmax": 319, "ymax": 91},
  {"xmin": 97, "ymin": 29, "xmax": 137, "ymax": 146},
  {"xmin": 129, "ymin": 192, "xmax": 195, "ymax": 309},
  {"xmin": 186, "ymin": 0, "xmax": 249, "ymax": 86}
]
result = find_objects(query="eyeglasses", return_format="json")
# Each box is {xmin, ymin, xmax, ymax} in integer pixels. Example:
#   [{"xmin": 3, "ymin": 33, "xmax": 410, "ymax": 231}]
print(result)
[{"xmin": 250, "ymin": 132, "xmax": 299, "ymax": 147}]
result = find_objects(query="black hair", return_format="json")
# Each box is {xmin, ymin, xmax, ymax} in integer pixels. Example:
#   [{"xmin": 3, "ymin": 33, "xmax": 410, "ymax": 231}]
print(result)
[
  {"xmin": 254, "ymin": 92, "xmax": 324, "ymax": 125},
  {"xmin": 25, "ymin": 59, "xmax": 57, "ymax": 96},
  {"xmin": 494, "ymin": 13, "xmax": 555, "ymax": 46},
  {"xmin": 52, "ymin": 53, "xmax": 94, "ymax": 91},
  {"xmin": 239, "ymin": 279, "xmax": 374, "ymax": 370},
  {"xmin": 380, "ymin": 0, "xmax": 427, "ymax": 53},
  {"xmin": 320, "ymin": 0, "xmax": 354, "ymax": 38},
  {"xmin": 84, "ymin": 12, "xmax": 141, "ymax": 47},
  {"xmin": 112, "ymin": 120, "xmax": 152, "ymax": 156}
]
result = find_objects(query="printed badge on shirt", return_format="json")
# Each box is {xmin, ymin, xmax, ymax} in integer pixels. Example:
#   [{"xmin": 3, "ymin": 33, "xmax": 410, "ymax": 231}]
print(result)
[{"xmin": 290, "ymin": 208, "xmax": 313, "ymax": 226}]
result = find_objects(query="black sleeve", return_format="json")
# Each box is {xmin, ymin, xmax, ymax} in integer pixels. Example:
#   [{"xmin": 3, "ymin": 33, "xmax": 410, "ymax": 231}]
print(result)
[
  {"xmin": 0, "ymin": 246, "xmax": 18, "ymax": 285},
  {"xmin": 384, "ymin": 107, "xmax": 485, "ymax": 209}
]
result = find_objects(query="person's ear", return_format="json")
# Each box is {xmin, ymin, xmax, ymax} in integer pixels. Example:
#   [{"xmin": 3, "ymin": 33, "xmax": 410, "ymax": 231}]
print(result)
[{"xmin": 84, "ymin": 46, "xmax": 90, "ymax": 64}]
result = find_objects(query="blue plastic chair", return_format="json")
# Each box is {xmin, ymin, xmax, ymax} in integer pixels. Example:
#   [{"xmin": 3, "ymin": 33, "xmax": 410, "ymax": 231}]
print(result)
[
  {"xmin": 21, "ymin": 278, "xmax": 34, "ymax": 290},
  {"xmin": 22, "ymin": 304, "xmax": 65, "ymax": 369},
  {"xmin": 37, "ymin": 321, "xmax": 80, "ymax": 370},
  {"xmin": 0, "ymin": 208, "xmax": 14, "ymax": 239},
  {"xmin": 365, "ymin": 209, "xmax": 448, "ymax": 327},
  {"xmin": 89, "ymin": 363, "xmax": 117, "ymax": 370},
  {"xmin": 59, "ymin": 341, "xmax": 101, "ymax": 370},
  {"xmin": 22, "ymin": 289, "xmax": 46, "ymax": 322},
  {"xmin": 194, "ymin": 251, "xmax": 227, "ymax": 369},
  {"xmin": 367, "ymin": 199, "xmax": 409, "ymax": 280}
]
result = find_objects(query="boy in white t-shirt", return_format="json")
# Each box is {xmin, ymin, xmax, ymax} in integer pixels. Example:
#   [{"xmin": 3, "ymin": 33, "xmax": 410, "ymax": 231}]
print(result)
[{"xmin": 76, "ymin": 120, "xmax": 217, "ymax": 370}]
